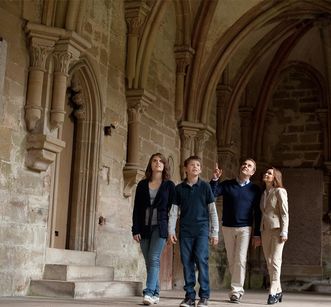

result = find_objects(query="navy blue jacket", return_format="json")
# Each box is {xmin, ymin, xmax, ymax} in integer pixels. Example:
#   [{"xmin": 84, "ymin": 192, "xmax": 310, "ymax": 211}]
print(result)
[{"xmin": 132, "ymin": 179, "xmax": 176, "ymax": 239}]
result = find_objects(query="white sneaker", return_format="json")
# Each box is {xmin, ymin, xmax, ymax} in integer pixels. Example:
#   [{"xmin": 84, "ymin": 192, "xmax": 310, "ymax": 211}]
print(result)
[
  {"xmin": 143, "ymin": 295, "xmax": 155, "ymax": 305},
  {"xmin": 152, "ymin": 296, "xmax": 160, "ymax": 304}
]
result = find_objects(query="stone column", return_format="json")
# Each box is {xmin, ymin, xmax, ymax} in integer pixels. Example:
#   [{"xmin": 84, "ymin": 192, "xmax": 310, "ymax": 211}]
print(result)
[
  {"xmin": 239, "ymin": 106, "xmax": 253, "ymax": 159},
  {"xmin": 215, "ymin": 75, "xmax": 235, "ymax": 177},
  {"xmin": 319, "ymin": 20, "xmax": 331, "ymax": 160},
  {"xmin": 174, "ymin": 46, "xmax": 194, "ymax": 120},
  {"xmin": 50, "ymin": 42, "xmax": 80, "ymax": 128},
  {"xmin": 123, "ymin": 89, "xmax": 155, "ymax": 197},
  {"xmin": 179, "ymin": 123, "xmax": 198, "ymax": 179},
  {"xmin": 25, "ymin": 38, "xmax": 54, "ymax": 131},
  {"xmin": 325, "ymin": 161, "xmax": 331, "ymax": 204},
  {"xmin": 124, "ymin": 0, "xmax": 150, "ymax": 89},
  {"xmin": 317, "ymin": 108, "xmax": 329, "ymax": 161},
  {"xmin": 215, "ymin": 81, "xmax": 231, "ymax": 148},
  {"xmin": 260, "ymin": 110, "xmax": 274, "ymax": 163},
  {"xmin": 217, "ymin": 145, "xmax": 237, "ymax": 179}
]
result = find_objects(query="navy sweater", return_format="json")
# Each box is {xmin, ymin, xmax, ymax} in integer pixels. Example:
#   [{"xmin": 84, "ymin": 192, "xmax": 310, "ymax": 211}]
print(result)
[{"xmin": 210, "ymin": 179, "xmax": 261, "ymax": 236}]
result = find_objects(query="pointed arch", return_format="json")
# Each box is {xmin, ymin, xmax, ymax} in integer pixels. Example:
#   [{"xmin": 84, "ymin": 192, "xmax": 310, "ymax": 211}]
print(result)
[
  {"xmin": 134, "ymin": 0, "xmax": 169, "ymax": 88},
  {"xmin": 185, "ymin": 0, "xmax": 331, "ymax": 126},
  {"xmin": 65, "ymin": 58, "xmax": 103, "ymax": 251},
  {"xmin": 256, "ymin": 61, "xmax": 328, "ymax": 162}
]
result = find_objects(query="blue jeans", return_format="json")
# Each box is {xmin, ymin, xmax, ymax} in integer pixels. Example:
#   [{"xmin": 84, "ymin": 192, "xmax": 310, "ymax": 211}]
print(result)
[
  {"xmin": 140, "ymin": 226, "xmax": 166, "ymax": 297},
  {"xmin": 180, "ymin": 236, "xmax": 210, "ymax": 299}
]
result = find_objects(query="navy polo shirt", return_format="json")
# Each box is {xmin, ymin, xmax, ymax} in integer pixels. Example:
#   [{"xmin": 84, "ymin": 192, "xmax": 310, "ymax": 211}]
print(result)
[{"xmin": 175, "ymin": 178, "xmax": 215, "ymax": 238}]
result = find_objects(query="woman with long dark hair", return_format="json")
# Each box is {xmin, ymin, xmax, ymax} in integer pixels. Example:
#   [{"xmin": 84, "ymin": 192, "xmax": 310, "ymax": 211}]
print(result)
[
  {"xmin": 132, "ymin": 153, "xmax": 176, "ymax": 305},
  {"xmin": 260, "ymin": 167, "xmax": 289, "ymax": 305}
]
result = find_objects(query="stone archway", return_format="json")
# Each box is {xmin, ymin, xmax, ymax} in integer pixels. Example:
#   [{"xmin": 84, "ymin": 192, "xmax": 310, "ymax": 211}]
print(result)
[{"xmin": 50, "ymin": 59, "xmax": 102, "ymax": 252}]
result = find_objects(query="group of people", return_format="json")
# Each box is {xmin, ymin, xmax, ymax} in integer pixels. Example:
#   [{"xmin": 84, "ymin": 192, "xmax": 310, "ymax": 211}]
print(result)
[{"xmin": 132, "ymin": 153, "xmax": 289, "ymax": 307}]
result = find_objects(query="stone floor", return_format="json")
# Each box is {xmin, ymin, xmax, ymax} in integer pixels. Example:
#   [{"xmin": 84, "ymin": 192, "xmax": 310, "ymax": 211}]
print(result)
[{"xmin": 0, "ymin": 290, "xmax": 330, "ymax": 307}]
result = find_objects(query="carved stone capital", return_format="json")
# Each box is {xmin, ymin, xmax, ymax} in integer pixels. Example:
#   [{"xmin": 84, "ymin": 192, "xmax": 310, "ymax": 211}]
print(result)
[
  {"xmin": 52, "ymin": 43, "xmax": 80, "ymax": 74},
  {"xmin": 174, "ymin": 46, "xmax": 195, "ymax": 73},
  {"xmin": 195, "ymin": 128, "xmax": 213, "ymax": 156},
  {"xmin": 179, "ymin": 121, "xmax": 201, "ymax": 153},
  {"xmin": 26, "ymin": 134, "xmax": 65, "ymax": 172},
  {"xmin": 124, "ymin": 0, "xmax": 151, "ymax": 34},
  {"xmin": 29, "ymin": 41, "xmax": 54, "ymax": 70},
  {"xmin": 126, "ymin": 88, "xmax": 155, "ymax": 120}
]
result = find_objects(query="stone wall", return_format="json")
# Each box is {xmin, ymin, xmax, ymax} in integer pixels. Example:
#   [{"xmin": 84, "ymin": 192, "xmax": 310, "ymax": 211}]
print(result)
[{"xmin": 0, "ymin": 3, "xmax": 49, "ymax": 295}]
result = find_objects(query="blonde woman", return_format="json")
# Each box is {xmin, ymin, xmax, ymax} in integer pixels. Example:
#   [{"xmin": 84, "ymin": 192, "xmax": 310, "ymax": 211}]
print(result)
[{"xmin": 260, "ymin": 167, "xmax": 289, "ymax": 305}]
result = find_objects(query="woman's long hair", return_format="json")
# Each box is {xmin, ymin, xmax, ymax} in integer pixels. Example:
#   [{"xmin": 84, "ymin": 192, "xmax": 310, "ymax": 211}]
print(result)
[
  {"xmin": 145, "ymin": 153, "xmax": 170, "ymax": 181},
  {"xmin": 271, "ymin": 167, "xmax": 284, "ymax": 188}
]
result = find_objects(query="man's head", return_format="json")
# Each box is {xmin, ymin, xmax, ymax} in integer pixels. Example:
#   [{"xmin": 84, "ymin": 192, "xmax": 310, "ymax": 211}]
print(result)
[{"xmin": 239, "ymin": 158, "xmax": 256, "ymax": 179}]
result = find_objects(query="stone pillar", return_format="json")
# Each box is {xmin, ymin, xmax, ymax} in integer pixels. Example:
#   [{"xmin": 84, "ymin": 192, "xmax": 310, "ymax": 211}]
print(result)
[
  {"xmin": 239, "ymin": 106, "xmax": 253, "ymax": 159},
  {"xmin": 124, "ymin": 0, "xmax": 150, "ymax": 89},
  {"xmin": 50, "ymin": 42, "xmax": 80, "ymax": 128},
  {"xmin": 0, "ymin": 38, "xmax": 7, "ymax": 120},
  {"xmin": 123, "ymin": 89, "xmax": 155, "ymax": 197},
  {"xmin": 319, "ymin": 21, "xmax": 331, "ymax": 160},
  {"xmin": 25, "ymin": 37, "xmax": 54, "ymax": 131},
  {"xmin": 215, "ymin": 74, "xmax": 235, "ymax": 177},
  {"xmin": 324, "ymin": 161, "xmax": 331, "ymax": 217},
  {"xmin": 174, "ymin": 46, "xmax": 194, "ymax": 120},
  {"xmin": 260, "ymin": 110, "xmax": 274, "ymax": 163},
  {"xmin": 24, "ymin": 23, "xmax": 91, "ymax": 172},
  {"xmin": 215, "ymin": 81, "xmax": 231, "ymax": 148},
  {"xmin": 217, "ymin": 145, "xmax": 237, "ymax": 179},
  {"xmin": 317, "ymin": 108, "xmax": 329, "ymax": 161}
]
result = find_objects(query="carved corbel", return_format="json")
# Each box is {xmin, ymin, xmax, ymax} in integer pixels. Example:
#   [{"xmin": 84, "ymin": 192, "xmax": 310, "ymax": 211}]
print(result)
[
  {"xmin": 124, "ymin": 1, "xmax": 151, "ymax": 88},
  {"xmin": 123, "ymin": 89, "xmax": 155, "ymax": 197},
  {"xmin": 174, "ymin": 46, "xmax": 195, "ymax": 120},
  {"xmin": 26, "ymin": 134, "xmax": 65, "ymax": 172}
]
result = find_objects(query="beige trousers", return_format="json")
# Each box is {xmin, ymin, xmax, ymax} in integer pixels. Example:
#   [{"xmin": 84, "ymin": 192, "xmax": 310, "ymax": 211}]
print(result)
[
  {"xmin": 261, "ymin": 228, "xmax": 285, "ymax": 295},
  {"xmin": 222, "ymin": 226, "xmax": 251, "ymax": 298}
]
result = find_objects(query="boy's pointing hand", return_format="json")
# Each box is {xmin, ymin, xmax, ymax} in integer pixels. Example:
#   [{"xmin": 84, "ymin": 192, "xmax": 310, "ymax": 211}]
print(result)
[{"xmin": 212, "ymin": 162, "xmax": 222, "ymax": 180}]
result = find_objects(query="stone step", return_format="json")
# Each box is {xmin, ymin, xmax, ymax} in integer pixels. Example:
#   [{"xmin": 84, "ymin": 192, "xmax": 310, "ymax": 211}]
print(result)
[
  {"xmin": 29, "ymin": 280, "xmax": 142, "ymax": 299},
  {"xmin": 45, "ymin": 248, "xmax": 96, "ymax": 266},
  {"xmin": 43, "ymin": 264, "xmax": 114, "ymax": 281}
]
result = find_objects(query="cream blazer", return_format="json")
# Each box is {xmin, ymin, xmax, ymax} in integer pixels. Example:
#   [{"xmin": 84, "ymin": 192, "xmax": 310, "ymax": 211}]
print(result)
[{"xmin": 260, "ymin": 187, "xmax": 289, "ymax": 234}]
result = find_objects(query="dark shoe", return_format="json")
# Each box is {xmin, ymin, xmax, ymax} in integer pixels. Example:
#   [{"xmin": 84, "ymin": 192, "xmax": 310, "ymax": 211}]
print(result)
[
  {"xmin": 180, "ymin": 297, "xmax": 195, "ymax": 307},
  {"xmin": 229, "ymin": 294, "xmax": 241, "ymax": 304},
  {"xmin": 197, "ymin": 298, "xmax": 208, "ymax": 307},
  {"xmin": 276, "ymin": 292, "xmax": 283, "ymax": 303},
  {"xmin": 267, "ymin": 294, "xmax": 278, "ymax": 305}
]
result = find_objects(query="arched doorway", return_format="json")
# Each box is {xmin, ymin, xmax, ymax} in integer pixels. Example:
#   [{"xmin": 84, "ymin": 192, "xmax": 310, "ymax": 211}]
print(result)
[{"xmin": 50, "ymin": 60, "xmax": 102, "ymax": 251}]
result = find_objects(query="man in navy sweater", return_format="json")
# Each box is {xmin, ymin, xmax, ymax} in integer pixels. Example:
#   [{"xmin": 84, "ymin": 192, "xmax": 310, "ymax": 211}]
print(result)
[{"xmin": 210, "ymin": 159, "xmax": 261, "ymax": 304}]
